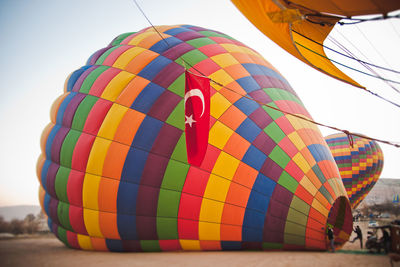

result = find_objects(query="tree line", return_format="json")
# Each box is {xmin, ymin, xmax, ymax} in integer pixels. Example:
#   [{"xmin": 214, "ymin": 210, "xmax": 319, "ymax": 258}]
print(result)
[{"xmin": 0, "ymin": 211, "xmax": 48, "ymax": 235}]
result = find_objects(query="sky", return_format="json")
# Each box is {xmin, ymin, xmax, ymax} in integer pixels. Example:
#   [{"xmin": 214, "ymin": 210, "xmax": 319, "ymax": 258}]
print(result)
[{"xmin": 0, "ymin": 0, "xmax": 399, "ymax": 207}]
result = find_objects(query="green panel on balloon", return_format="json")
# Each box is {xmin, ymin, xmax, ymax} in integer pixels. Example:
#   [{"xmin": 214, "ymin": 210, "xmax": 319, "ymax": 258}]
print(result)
[
  {"xmin": 166, "ymin": 101, "xmax": 185, "ymax": 130},
  {"xmin": 269, "ymin": 146, "xmax": 291, "ymax": 168},
  {"xmin": 111, "ymin": 32, "xmax": 135, "ymax": 46},
  {"xmin": 287, "ymin": 208, "xmax": 308, "ymax": 227},
  {"xmin": 157, "ymin": 189, "xmax": 180, "ymax": 217},
  {"xmin": 290, "ymin": 196, "xmax": 310, "ymax": 215},
  {"xmin": 80, "ymin": 66, "xmax": 110, "ymax": 94},
  {"xmin": 186, "ymin": 37, "xmax": 216, "ymax": 48},
  {"xmin": 71, "ymin": 95, "xmax": 98, "ymax": 130},
  {"xmin": 262, "ymin": 102, "xmax": 283, "ymax": 121},
  {"xmin": 157, "ymin": 217, "xmax": 178, "ymax": 240},
  {"xmin": 264, "ymin": 121, "xmax": 286, "ymax": 144},
  {"xmin": 262, "ymin": 242, "xmax": 283, "ymax": 250},
  {"xmin": 140, "ymin": 240, "xmax": 161, "ymax": 252},
  {"xmin": 170, "ymin": 133, "xmax": 187, "ymax": 162},
  {"xmin": 54, "ymin": 166, "xmax": 70, "ymax": 202},
  {"xmin": 284, "ymin": 233, "xmax": 305, "ymax": 246},
  {"xmin": 278, "ymin": 171, "xmax": 298, "ymax": 193},
  {"xmin": 96, "ymin": 45, "xmax": 123, "ymax": 65},
  {"xmin": 167, "ymin": 74, "xmax": 185, "ymax": 97},
  {"xmin": 60, "ymin": 130, "xmax": 81, "ymax": 167},
  {"xmin": 57, "ymin": 227, "xmax": 68, "ymax": 246},
  {"xmin": 198, "ymin": 30, "xmax": 234, "ymax": 40},
  {"xmin": 57, "ymin": 202, "xmax": 72, "ymax": 231},
  {"xmin": 178, "ymin": 49, "xmax": 208, "ymax": 67},
  {"xmin": 161, "ymin": 160, "xmax": 189, "ymax": 191}
]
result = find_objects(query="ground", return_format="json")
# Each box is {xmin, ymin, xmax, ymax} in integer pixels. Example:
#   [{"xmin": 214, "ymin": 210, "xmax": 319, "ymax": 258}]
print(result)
[{"xmin": 0, "ymin": 234, "xmax": 393, "ymax": 267}]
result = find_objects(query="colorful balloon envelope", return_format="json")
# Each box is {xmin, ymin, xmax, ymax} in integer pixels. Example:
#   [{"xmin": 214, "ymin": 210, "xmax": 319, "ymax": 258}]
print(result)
[
  {"xmin": 37, "ymin": 25, "xmax": 353, "ymax": 252},
  {"xmin": 325, "ymin": 133, "xmax": 384, "ymax": 209}
]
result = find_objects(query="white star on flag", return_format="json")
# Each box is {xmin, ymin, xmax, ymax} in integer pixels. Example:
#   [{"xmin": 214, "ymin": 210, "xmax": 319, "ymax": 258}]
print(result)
[{"xmin": 185, "ymin": 114, "xmax": 196, "ymax": 127}]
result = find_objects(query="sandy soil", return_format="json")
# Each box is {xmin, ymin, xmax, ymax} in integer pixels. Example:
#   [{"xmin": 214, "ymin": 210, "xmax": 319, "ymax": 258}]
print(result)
[{"xmin": 0, "ymin": 235, "xmax": 392, "ymax": 267}]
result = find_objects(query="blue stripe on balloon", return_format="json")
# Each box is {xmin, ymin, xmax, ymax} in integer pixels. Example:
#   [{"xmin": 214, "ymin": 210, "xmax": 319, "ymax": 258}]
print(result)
[
  {"xmin": 164, "ymin": 27, "xmax": 191, "ymax": 36},
  {"xmin": 132, "ymin": 116, "xmax": 164, "ymax": 151},
  {"xmin": 242, "ymin": 145, "xmax": 267, "ymax": 171},
  {"xmin": 242, "ymin": 63, "xmax": 286, "ymax": 82},
  {"xmin": 308, "ymin": 144, "xmax": 333, "ymax": 162},
  {"xmin": 234, "ymin": 97, "xmax": 259, "ymax": 116},
  {"xmin": 45, "ymin": 125, "xmax": 62, "ymax": 159},
  {"xmin": 150, "ymin": 37, "xmax": 183, "ymax": 54},
  {"xmin": 56, "ymin": 92, "xmax": 77, "ymax": 125},
  {"xmin": 236, "ymin": 118, "xmax": 262, "ymax": 143},
  {"xmin": 116, "ymin": 214, "xmax": 138, "ymax": 240},
  {"xmin": 221, "ymin": 241, "xmax": 242, "ymax": 250},
  {"xmin": 236, "ymin": 76, "xmax": 260, "ymax": 93},
  {"xmin": 105, "ymin": 239, "xmax": 124, "ymax": 252},
  {"xmin": 139, "ymin": 56, "xmax": 172, "ymax": 81},
  {"xmin": 66, "ymin": 66, "xmax": 91, "ymax": 92},
  {"xmin": 131, "ymin": 83, "xmax": 164, "ymax": 114},
  {"xmin": 40, "ymin": 160, "xmax": 52, "ymax": 191},
  {"xmin": 121, "ymin": 148, "xmax": 149, "ymax": 184},
  {"xmin": 242, "ymin": 174, "xmax": 275, "ymax": 242}
]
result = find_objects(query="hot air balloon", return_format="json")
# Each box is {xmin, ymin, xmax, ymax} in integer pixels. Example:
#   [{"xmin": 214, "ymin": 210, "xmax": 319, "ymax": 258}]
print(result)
[
  {"xmin": 231, "ymin": 0, "xmax": 400, "ymax": 89},
  {"xmin": 37, "ymin": 24, "xmax": 353, "ymax": 252},
  {"xmin": 325, "ymin": 133, "xmax": 384, "ymax": 209}
]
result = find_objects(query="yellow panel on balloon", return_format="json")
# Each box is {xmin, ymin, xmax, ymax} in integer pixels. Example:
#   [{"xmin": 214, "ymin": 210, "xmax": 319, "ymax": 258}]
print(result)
[
  {"xmin": 312, "ymin": 198, "xmax": 329, "ymax": 217},
  {"xmin": 77, "ymin": 234, "xmax": 93, "ymax": 250},
  {"xmin": 209, "ymin": 121, "xmax": 234, "ymax": 149},
  {"xmin": 212, "ymin": 152, "xmax": 240, "ymax": 180},
  {"xmin": 300, "ymin": 177, "xmax": 318, "ymax": 196},
  {"xmin": 127, "ymin": 32, "xmax": 153, "ymax": 45},
  {"xmin": 84, "ymin": 209, "xmax": 103, "ymax": 238},
  {"xmin": 113, "ymin": 47, "xmax": 146, "ymax": 69},
  {"xmin": 86, "ymin": 138, "xmax": 112, "ymax": 176},
  {"xmin": 288, "ymin": 132, "xmax": 306, "ymax": 150},
  {"xmin": 179, "ymin": 240, "xmax": 201, "ymax": 250},
  {"xmin": 101, "ymin": 71, "xmax": 135, "ymax": 101},
  {"xmin": 98, "ymin": 104, "xmax": 128, "ymax": 140},
  {"xmin": 211, "ymin": 53, "xmax": 239, "ymax": 68},
  {"xmin": 199, "ymin": 221, "xmax": 220, "ymax": 241},
  {"xmin": 210, "ymin": 92, "xmax": 232, "ymax": 119},
  {"xmin": 203, "ymin": 174, "xmax": 231, "ymax": 202},
  {"xmin": 82, "ymin": 173, "xmax": 101, "ymax": 210},
  {"xmin": 199, "ymin": 198, "xmax": 224, "ymax": 224},
  {"xmin": 209, "ymin": 69, "xmax": 234, "ymax": 91},
  {"xmin": 292, "ymin": 152, "xmax": 311, "ymax": 173}
]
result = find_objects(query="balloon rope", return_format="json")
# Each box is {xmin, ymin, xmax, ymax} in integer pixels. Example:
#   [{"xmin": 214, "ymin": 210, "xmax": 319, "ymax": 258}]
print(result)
[
  {"xmin": 293, "ymin": 41, "xmax": 400, "ymax": 109},
  {"xmin": 293, "ymin": 41, "xmax": 400, "ymax": 86},
  {"xmin": 210, "ymin": 79, "xmax": 400, "ymax": 148},
  {"xmin": 292, "ymin": 29, "xmax": 400, "ymax": 75},
  {"xmin": 132, "ymin": 0, "xmax": 400, "ymax": 149}
]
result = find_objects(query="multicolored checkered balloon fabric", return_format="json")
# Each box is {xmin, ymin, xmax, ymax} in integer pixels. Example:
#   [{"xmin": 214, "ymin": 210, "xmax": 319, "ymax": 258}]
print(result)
[
  {"xmin": 37, "ymin": 25, "xmax": 353, "ymax": 252},
  {"xmin": 325, "ymin": 133, "xmax": 384, "ymax": 209}
]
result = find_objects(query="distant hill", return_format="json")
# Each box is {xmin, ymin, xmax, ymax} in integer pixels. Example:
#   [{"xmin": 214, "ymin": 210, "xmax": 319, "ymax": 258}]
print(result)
[
  {"xmin": 362, "ymin": 178, "xmax": 400, "ymax": 205},
  {"xmin": 0, "ymin": 205, "xmax": 42, "ymax": 221}
]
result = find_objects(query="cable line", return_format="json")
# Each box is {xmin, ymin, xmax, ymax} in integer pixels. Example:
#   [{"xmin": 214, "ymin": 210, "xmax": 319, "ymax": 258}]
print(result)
[
  {"xmin": 292, "ymin": 29, "xmax": 400, "ymax": 75},
  {"xmin": 132, "ymin": 0, "xmax": 400, "ymax": 149}
]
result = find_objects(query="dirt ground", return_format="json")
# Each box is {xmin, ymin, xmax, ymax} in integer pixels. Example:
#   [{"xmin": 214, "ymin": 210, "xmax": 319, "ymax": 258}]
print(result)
[{"xmin": 0, "ymin": 234, "xmax": 393, "ymax": 267}]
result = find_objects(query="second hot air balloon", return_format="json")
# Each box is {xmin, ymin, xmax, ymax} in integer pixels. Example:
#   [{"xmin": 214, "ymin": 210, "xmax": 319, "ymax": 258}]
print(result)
[{"xmin": 325, "ymin": 133, "xmax": 384, "ymax": 209}]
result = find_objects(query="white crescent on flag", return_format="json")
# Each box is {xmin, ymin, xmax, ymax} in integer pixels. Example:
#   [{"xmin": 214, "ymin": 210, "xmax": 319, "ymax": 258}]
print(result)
[{"xmin": 184, "ymin": 89, "xmax": 205, "ymax": 118}]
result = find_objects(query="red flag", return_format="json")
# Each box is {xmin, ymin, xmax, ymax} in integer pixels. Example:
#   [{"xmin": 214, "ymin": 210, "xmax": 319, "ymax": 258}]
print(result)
[{"xmin": 184, "ymin": 71, "xmax": 210, "ymax": 166}]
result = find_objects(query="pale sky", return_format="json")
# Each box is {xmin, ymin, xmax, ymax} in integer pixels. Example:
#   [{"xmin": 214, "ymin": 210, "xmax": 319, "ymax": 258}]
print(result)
[{"xmin": 0, "ymin": 0, "xmax": 399, "ymax": 206}]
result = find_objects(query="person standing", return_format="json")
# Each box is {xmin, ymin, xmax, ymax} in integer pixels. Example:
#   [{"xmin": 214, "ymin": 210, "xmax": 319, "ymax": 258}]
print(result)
[{"xmin": 327, "ymin": 226, "xmax": 335, "ymax": 252}]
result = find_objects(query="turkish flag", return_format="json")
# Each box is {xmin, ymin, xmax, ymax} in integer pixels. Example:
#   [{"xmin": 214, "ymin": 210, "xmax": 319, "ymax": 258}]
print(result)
[{"xmin": 184, "ymin": 71, "xmax": 210, "ymax": 166}]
